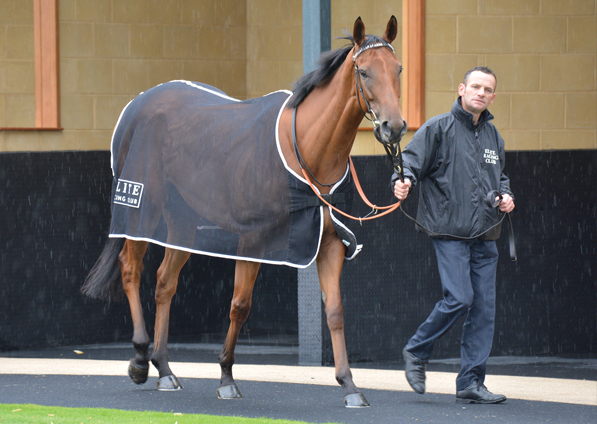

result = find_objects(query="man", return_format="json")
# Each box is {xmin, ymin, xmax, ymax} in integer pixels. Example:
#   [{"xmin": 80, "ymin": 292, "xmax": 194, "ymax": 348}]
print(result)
[{"xmin": 393, "ymin": 66, "xmax": 515, "ymax": 404}]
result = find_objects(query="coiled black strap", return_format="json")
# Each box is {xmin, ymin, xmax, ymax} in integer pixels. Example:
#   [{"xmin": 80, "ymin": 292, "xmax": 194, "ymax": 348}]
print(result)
[{"xmin": 398, "ymin": 191, "xmax": 517, "ymax": 261}]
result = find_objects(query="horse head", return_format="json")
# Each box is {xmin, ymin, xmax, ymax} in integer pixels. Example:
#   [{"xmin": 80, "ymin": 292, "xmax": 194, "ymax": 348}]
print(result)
[{"xmin": 352, "ymin": 16, "xmax": 407, "ymax": 146}]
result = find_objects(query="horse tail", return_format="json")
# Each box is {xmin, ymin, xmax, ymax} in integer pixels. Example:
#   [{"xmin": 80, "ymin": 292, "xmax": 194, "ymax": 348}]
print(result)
[{"xmin": 81, "ymin": 237, "xmax": 126, "ymax": 302}]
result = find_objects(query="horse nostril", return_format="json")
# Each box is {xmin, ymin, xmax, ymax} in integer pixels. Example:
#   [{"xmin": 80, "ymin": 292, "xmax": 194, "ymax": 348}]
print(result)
[
  {"xmin": 381, "ymin": 120, "xmax": 405, "ymax": 138},
  {"xmin": 381, "ymin": 121, "xmax": 392, "ymax": 136},
  {"xmin": 399, "ymin": 120, "xmax": 407, "ymax": 137}
]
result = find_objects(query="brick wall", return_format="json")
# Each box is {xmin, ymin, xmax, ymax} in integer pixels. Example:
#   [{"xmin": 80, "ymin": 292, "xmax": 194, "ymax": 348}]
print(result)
[
  {"xmin": 0, "ymin": 1, "xmax": 595, "ymax": 151},
  {"xmin": 425, "ymin": 0, "xmax": 596, "ymax": 151},
  {"xmin": 0, "ymin": 0, "xmax": 247, "ymax": 151},
  {"xmin": 0, "ymin": 0, "xmax": 35, "ymax": 129}
]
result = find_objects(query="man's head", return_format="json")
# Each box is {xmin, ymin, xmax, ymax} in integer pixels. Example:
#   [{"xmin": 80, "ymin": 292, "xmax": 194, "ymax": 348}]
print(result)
[
  {"xmin": 458, "ymin": 66, "xmax": 497, "ymax": 123},
  {"xmin": 462, "ymin": 66, "xmax": 497, "ymax": 88}
]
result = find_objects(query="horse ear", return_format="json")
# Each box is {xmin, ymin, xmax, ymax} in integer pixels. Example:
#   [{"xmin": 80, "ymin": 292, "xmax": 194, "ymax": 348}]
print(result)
[
  {"xmin": 353, "ymin": 16, "xmax": 366, "ymax": 46},
  {"xmin": 383, "ymin": 15, "xmax": 398, "ymax": 44}
]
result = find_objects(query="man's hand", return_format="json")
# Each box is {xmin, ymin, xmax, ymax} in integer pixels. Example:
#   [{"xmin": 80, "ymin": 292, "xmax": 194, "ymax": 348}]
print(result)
[
  {"xmin": 498, "ymin": 193, "xmax": 515, "ymax": 213},
  {"xmin": 394, "ymin": 178, "xmax": 412, "ymax": 200}
]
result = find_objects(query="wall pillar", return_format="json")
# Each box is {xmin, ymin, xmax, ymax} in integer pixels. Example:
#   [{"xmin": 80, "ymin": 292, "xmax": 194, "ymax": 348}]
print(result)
[{"xmin": 298, "ymin": 0, "xmax": 330, "ymax": 365}]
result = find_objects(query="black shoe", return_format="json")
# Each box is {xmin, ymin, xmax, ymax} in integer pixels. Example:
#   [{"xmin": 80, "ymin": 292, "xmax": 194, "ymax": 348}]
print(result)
[
  {"xmin": 456, "ymin": 381, "xmax": 507, "ymax": 404},
  {"xmin": 403, "ymin": 347, "xmax": 427, "ymax": 394}
]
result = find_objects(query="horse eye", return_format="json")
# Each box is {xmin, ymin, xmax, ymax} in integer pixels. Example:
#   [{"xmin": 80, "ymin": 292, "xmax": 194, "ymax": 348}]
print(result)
[{"xmin": 359, "ymin": 69, "xmax": 368, "ymax": 78}]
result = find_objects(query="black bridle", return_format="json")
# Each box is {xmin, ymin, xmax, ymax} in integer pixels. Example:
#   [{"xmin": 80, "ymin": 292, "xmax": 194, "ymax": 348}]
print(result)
[
  {"xmin": 353, "ymin": 42, "xmax": 406, "ymax": 183},
  {"xmin": 293, "ymin": 41, "xmax": 405, "ymax": 187},
  {"xmin": 352, "ymin": 41, "xmax": 393, "ymax": 130}
]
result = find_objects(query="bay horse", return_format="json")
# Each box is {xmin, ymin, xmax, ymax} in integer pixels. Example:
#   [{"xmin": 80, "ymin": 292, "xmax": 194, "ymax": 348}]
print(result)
[{"xmin": 82, "ymin": 16, "xmax": 405, "ymax": 408}]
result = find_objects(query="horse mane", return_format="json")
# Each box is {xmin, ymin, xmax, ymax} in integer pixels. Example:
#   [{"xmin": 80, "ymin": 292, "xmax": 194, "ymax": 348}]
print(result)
[{"xmin": 287, "ymin": 34, "xmax": 390, "ymax": 109}]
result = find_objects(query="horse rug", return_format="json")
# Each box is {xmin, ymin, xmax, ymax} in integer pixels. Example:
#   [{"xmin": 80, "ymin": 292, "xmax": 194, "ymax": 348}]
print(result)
[{"xmin": 109, "ymin": 80, "xmax": 361, "ymax": 268}]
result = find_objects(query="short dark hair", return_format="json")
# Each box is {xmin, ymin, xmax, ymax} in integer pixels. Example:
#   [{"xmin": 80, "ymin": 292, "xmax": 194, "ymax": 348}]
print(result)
[{"xmin": 463, "ymin": 66, "xmax": 497, "ymax": 89}]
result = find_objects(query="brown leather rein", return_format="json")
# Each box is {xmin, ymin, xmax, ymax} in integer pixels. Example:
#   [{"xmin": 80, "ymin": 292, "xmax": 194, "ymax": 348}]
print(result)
[
  {"xmin": 291, "ymin": 107, "xmax": 401, "ymax": 223},
  {"xmin": 301, "ymin": 158, "xmax": 401, "ymax": 222}
]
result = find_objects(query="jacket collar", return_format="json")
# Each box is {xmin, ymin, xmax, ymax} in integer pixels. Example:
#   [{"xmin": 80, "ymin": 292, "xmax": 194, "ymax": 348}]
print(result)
[{"xmin": 452, "ymin": 97, "xmax": 494, "ymax": 129}]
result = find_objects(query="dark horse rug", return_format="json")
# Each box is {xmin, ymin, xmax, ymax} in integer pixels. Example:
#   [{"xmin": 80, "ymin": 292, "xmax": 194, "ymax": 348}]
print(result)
[{"xmin": 109, "ymin": 80, "xmax": 360, "ymax": 267}]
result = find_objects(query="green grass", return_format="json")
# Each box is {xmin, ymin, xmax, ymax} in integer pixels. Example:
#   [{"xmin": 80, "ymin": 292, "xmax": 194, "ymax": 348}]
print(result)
[{"xmin": 0, "ymin": 404, "xmax": 337, "ymax": 424}]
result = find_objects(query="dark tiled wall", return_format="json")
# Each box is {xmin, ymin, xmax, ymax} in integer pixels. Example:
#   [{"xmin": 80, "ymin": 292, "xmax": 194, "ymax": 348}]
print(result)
[
  {"xmin": 0, "ymin": 152, "xmax": 296, "ymax": 351},
  {"xmin": 325, "ymin": 151, "xmax": 596, "ymax": 363},
  {"xmin": 1, "ymin": 151, "xmax": 595, "ymax": 362}
]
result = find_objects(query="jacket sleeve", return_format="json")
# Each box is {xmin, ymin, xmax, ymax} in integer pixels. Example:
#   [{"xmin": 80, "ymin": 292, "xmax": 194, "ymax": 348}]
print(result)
[
  {"xmin": 496, "ymin": 131, "xmax": 514, "ymax": 199},
  {"xmin": 391, "ymin": 120, "xmax": 439, "ymax": 189}
]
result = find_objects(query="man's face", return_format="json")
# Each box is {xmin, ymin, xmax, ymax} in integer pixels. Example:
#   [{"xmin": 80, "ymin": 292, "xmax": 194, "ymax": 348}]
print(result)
[{"xmin": 458, "ymin": 71, "xmax": 497, "ymax": 116}]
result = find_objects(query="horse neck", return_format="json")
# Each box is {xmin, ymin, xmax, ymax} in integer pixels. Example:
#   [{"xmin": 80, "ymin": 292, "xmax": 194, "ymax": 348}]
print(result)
[{"xmin": 296, "ymin": 56, "xmax": 363, "ymax": 185}]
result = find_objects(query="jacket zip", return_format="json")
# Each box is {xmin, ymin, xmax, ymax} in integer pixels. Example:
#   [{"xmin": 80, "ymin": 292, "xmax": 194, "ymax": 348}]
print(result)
[{"xmin": 475, "ymin": 129, "xmax": 484, "ymax": 235}]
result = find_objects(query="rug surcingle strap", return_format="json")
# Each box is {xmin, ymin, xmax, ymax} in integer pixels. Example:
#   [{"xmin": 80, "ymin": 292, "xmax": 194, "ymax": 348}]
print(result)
[{"xmin": 306, "ymin": 193, "xmax": 346, "ymax": 207}]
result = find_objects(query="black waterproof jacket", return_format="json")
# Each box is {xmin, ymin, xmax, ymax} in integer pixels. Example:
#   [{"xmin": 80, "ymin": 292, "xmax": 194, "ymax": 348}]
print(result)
[{"xmin": 393, "ymin": 98, "xmax": 513, "ymax": 240}]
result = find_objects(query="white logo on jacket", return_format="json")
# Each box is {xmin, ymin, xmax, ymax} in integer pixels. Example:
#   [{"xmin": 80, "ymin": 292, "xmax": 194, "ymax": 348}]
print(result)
[{"xmin": 484, "ymin": 149, "xmax": 499, "ymax": 164}]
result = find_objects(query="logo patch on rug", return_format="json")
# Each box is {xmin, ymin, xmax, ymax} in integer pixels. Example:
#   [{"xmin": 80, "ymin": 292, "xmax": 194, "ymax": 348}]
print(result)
[{"xmin": 114, "ymin": 179, "xmax": 144, "ymax": 208}]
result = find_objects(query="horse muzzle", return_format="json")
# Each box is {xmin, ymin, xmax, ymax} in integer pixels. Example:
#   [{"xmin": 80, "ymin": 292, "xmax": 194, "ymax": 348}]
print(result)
[{"xmin": 374, "ymin": 120, "xmax": 408, "ymax": 146}]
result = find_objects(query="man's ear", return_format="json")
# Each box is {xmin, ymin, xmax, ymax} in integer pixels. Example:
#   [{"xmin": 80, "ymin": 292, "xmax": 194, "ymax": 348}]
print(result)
[{"xmin": 457, "ymin": 83, "xmax": 465, "ymax": 96}]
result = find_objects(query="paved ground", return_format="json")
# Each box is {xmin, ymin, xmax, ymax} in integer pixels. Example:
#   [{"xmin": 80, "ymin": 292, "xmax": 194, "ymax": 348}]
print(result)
[{"xmin": 1, "ymin": 343, "xmax": 596, "ymax": 424}]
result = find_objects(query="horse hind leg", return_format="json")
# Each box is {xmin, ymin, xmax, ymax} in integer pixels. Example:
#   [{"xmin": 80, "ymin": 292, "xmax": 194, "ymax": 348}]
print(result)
[
  {"xmin": 150, "ymin": 247, "xmax": 191, "ymax": 391},
  {"xmin": 217, "ymin": 259, "xmax": 261, "ymax": 399},
  {"xmin": 119, "ymin": 239, "xmax": 151, "ymax": 385}
]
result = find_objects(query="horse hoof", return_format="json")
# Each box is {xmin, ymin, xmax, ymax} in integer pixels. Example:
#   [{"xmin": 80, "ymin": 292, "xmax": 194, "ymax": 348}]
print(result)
[
  {"xmin": 128, "ymin": 361, "xmax": 149, "ymax": 385},
  {"xmin": 344, "ymin": 392, "xmax": 370, "ymax": 408},
  {"xmin": 157, "ymin": 375, "xmax": 183, "ymax": 391},
  {"xmin": 217, "ymin": 384, "xmax": 242, "ymax": 399}
]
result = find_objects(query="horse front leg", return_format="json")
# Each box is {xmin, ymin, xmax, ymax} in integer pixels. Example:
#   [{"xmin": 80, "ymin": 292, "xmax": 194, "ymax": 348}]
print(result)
[
  {"xmin": 150, "ymin": 247, "xmax": 191, "ymax": 391},
  {"xmin": 317, "ymin": 217, "xmax": 370, "ymax": 408},
  {"xmin": 119, "ymin": 239, "xmax": 151, "ymax": 385},
  {"xmin": 217, "ymin": 259, "xmax": 261, "ymax": 399}
]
